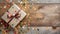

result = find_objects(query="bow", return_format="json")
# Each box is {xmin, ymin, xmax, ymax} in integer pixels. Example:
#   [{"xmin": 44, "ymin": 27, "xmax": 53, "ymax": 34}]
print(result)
[{"xmin": 7, "ymin": 10, "xmax": 21, "ymax": 19}]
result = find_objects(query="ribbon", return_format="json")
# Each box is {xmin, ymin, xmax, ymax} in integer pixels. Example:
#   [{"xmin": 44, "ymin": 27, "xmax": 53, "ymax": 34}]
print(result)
[{"xmin": 7, "ymin": 10, "xmax": 20, "ymax": 19}]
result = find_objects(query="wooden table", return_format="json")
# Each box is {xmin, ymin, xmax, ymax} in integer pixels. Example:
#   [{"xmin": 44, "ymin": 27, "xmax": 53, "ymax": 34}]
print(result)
[{"xmin": 0, "ymin": 3, "xmax": 60, "ymax": 27}]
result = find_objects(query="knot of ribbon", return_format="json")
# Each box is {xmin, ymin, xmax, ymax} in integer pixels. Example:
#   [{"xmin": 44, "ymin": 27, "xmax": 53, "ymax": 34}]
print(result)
[{"xmin": 7, "ymin": 10, "xmax": 20, "ymax": 19}]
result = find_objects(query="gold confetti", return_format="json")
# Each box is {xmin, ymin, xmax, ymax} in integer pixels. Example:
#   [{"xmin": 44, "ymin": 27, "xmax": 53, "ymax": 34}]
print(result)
[{"xmin": 4, "ymin": 5, "xmax": 6, "ymax": 9}]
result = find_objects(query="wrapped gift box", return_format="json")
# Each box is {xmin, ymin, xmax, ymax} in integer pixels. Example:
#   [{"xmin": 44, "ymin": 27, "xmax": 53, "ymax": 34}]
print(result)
[
  {"xmin": 1, "ymin": 12, "xmax": 12, "ymax": 23},
  {"xmin": 9, "ymin": 10, "xmax": 26, "ymax": 28},
  {"xmin": 1, "ymin": 4, "xmax": 26, "ymax": 28}
]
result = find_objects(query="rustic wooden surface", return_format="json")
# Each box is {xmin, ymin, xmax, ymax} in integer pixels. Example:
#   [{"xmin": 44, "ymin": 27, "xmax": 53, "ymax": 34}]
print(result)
[
  {"xmin": 0, "ymin": 3, "xmax": 60, "ymax": 34},
  {"xmin": 0, "ymin": 3, "xmax": 60, "ymax": 27}
]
